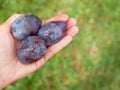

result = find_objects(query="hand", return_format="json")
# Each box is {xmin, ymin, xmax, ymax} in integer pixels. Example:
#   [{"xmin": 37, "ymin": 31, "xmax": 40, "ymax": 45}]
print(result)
[{"xmin": 0, "ymin": 13, "xmax": 79, "ymax": 89}]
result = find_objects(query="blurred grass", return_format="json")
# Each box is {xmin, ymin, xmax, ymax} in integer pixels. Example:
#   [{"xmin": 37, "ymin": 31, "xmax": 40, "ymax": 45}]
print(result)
[{"xmin": 0, "ymin": 0, "xmax": 120, "ymax": 90}]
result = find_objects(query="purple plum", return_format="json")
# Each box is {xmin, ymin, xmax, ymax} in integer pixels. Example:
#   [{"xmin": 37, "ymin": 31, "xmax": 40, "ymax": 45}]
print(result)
[
  {"xmin": 38, "ymin": 21, "xmax": 67, "ymax": 46},
  {"xmin": 11, "ymin": 14, "xmax": 42, "ymax": 40},
  {"xmin": 17, "ymin": 36, "xmax": 46, "ymax": 64}
]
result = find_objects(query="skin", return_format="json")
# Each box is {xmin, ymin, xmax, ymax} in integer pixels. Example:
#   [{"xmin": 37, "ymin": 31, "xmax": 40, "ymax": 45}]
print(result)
[{"xmin": 0, "ymin": 13, "xmax": 79, "ymax": 89}]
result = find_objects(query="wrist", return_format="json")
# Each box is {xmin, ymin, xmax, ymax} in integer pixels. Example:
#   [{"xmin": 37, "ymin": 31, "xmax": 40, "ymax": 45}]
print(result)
[
  {"xmin": 0, "ymin": 65, "xmax": 15, "ymax": 89},
  {"xmin": 0, "ymin": 78, "xmax": 7, "ymax": 89},
  {"xmin": 0, "ymin": 76, "xmax": 14, "ymax": 89}
]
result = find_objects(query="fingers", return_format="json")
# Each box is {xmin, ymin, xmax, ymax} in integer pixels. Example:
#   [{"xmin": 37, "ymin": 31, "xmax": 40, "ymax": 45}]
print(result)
[
  {"xmin": 43, "ymin": 13, "xmax": 69, "ymax": 24},
  {"xmin": 66, "ymin": 26, "xmax": 79, "ymax": 37},
  {"xmin": 66, "ymin": 18, "xmax": 77, "ymax": 29},
  {"xmin": 66, "ymin": 18, "xmax": 78, "ymax": 37},
  {"xmin": 2, "ymin": 14, "xmax": 23, "ymax": 30}
]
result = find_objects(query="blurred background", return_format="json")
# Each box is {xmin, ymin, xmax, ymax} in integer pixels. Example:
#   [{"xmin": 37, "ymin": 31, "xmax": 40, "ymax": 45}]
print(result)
[{"xmin": 0, "ymin": 0, "xmax": 120, "ymax": 90}]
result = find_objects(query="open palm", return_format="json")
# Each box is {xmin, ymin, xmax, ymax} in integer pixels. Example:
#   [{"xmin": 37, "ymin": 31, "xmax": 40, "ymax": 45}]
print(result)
[{"xmin": 0, "ymin": 13, "xmax": 78, "ymax": 88}]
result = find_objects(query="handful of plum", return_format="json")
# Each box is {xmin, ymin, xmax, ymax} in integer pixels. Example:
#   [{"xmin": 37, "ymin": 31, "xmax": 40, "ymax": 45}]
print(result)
[{"xmin": 11, "ymin": 15, "xmax": 67, "ymax": 64}]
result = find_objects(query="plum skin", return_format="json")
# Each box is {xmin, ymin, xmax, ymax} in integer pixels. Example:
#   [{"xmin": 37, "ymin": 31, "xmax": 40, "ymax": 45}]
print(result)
[
  {"xmin": 38, "ymin": 21, "xmax": 67, "ymax": 46},
  {"xmin": 17, "ymin": 36, "xmax": 46, "ymax": 64},
  {"xmin": 11, "ymin": 14, "xmax": 42, "ymax": 40}
]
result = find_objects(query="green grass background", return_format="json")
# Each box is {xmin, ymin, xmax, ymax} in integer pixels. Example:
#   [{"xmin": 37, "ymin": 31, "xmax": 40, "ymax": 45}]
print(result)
[{"xmin": 0, "ymin": 0, "xmax": 120, "ymax": 90}]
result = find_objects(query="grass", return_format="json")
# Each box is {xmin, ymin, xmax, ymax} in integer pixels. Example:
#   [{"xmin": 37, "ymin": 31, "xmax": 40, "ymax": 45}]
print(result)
[{"xmin": 0, "ymin": 0, "xmax": 120, "ymax": 90}]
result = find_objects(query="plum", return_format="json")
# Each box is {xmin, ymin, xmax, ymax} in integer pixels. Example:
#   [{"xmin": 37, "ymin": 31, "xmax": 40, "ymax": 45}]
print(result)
[
  {"xmin": 11, "ymin": 14, "xmax": 42, "ymax": 40},
  {"xmin": 17, "ymin": 36, "xmax": 46, "ymax": 64},
  {"xmin": 38, "ymin": 21, "xmax": 66, "ymax": 46}
]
